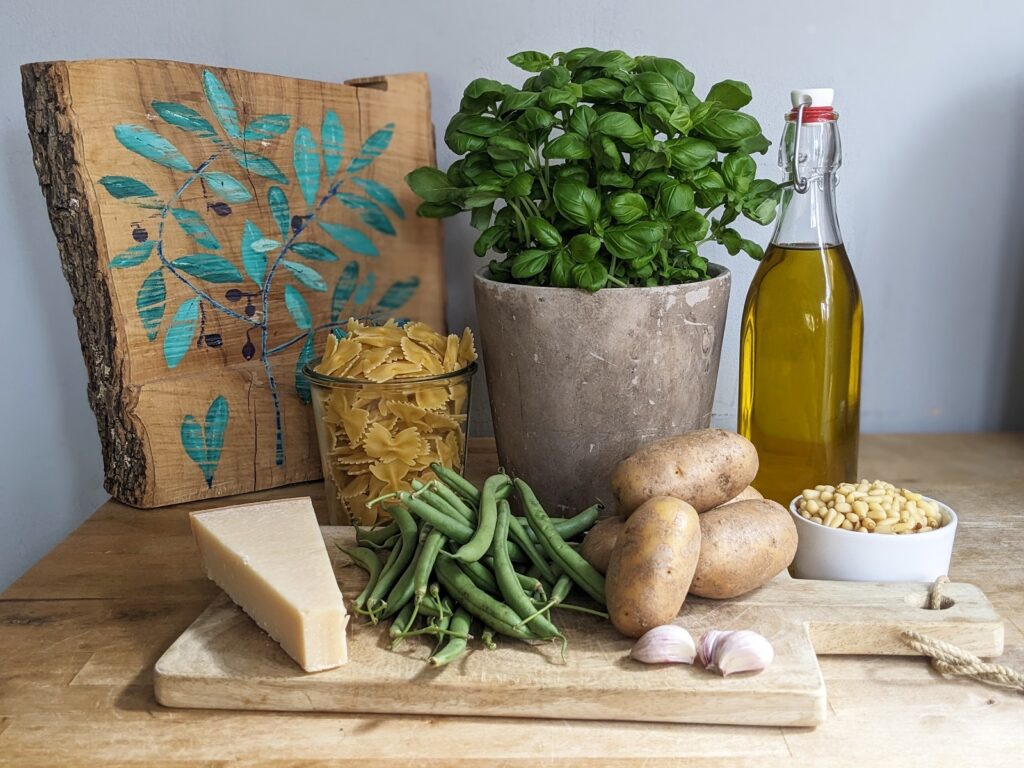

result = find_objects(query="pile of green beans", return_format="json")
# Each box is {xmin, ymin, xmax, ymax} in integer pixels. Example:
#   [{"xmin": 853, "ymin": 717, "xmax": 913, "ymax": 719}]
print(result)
[{"xmin": 340, "ymin": 463, "xmax": 605, "ymax": 666}]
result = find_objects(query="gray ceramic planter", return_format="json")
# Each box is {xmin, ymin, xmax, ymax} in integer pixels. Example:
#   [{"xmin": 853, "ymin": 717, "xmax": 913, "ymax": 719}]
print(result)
[{"xmin": 474, "ymin": 266, "xmax": 731, "ymax": 515}]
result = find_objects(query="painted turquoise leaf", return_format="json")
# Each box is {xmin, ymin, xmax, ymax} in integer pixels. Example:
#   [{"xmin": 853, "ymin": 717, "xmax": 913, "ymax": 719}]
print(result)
[
  {"xmin": 252, "ymin": 238, "xmax": 281, "ymax": 253},
  {"xmin": 322, "ymin": 110, "xmax": 344, "ymax": 176},
  {"xmin": 243, "ymin": 114, "xmax": 290, "ymax": 141},
  {"xmin": 230, "ymin": 148, "xmax": 288, "ymax": 183},
  {"xmin": 331, "ymin": 261, "xmax": 360, "ymax": 321},
  {"xmin": 201, "ymin": 171, "xmax": 252, "ymax": 203},
  {"xmin": 282, "ymin": 260, "xmax": 327, "ymax": 292},
  {"xmin": 293, "ymin": 127, "xmax": 321, "ymax": 209},
  {"xmin": 336, "ymin": 193, "xmax": 396, "ymax": 236},
  {"xmin": 284, "ymin": 285, "xmax": 312, "ymax": 330},
  {"xmin": 376, "ymin": 276, "xmax": 420, "ymax": 311},
  {"xmin": 171, "ymin": 208, "xmax": 220, "ymax": 250},
  {"xmin": 180, "ymin": 415, "xmax": 206, "ymax": 467},
  {"xmin": 267, "ymin": 186, "xmax": 291, "ymax": 240},
  {"xmin": 202, "ymin": 70, "xmax": 242, "ymax": 140},
  {"xmin": 170, "ymin": 254, "xmax": 244, "ymax": 283},
  {"xmin": 202, "ymin": 395, "xmax": 229, "ymax": 482},
  {"xmin": 110, "ymin": 241, "xmax": 154, "ymax": 268},
  {"xmin": 99, "ymin": 175, "xmax": 157, "ymax": 199},
  {"xmin": 347, "ymin": 123, "xmax": 394, "ymax": 172},
  {"xmin": 113, "ymin": 124, "xmax": 192, "ymax": 172},
  {"xmin": 137, "ymin": 268, "xmax": 166, "ymax": 341},
  {"xmin": 294, "ymin": 333, "xmax": 316, "ymax": 404},
  {"xmin": 241, "ymin": 220, "xmax": 267, "ymax": 283},
  {"xmin": 353, "ymin": 272, "xmax": 377, "ymax": 306},
  {"xmin": 351, "ymin": 177, "xmax": 405, "ymax": 219},
  {"xmin": 290, "ymin": 242, "xmax": 337, "ymax": 262},
  {"xmin": 319, "ymin": 221, "xmax": 378, "ymax": 257},
  {"xmin": 151, "ymin": 101, "xmax": 217, "ymax": 139},
  {"xmin": 164, "ymin": 297, "xmax": 200, "ymax": 368}
]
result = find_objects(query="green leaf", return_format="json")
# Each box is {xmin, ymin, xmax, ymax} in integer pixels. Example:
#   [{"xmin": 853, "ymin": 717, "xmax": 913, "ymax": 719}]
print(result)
[
  {"xmin": 163, "ymin": 297, "xmax": 200, "ymax": 368},
  {"xmin": 665, "ymin": 138, "xmax": 717, "ymax": 171},
  {"xmin": 592, "ymin": 112, "xmax": 647, "ymax": 148},
  {"xmin": 474, "ymin": 225, "xmax": 507, "ymax": 257},
  {"xmin": 508, "ymin": 50, "xmax": 553, "ymax": 72},
  {"xmin": 282, "ymin": 259, "xmax": 327, "ymax": 292},
  {"xmin": 515, "ymin": 107, "xmax": 555, "ymax": 132},
  {"xmin": 561, "ymin": 47, "xmax": 599, "ymax": 70},
  {"xmin": 202, "ymin": 69, "xmax": 241, "ymax": 139},
  {"xmin": 171, "ymin": 208, "xmax": 220, "ymax": 250},
  {"xmin": 509, "ymin": 248, "xmax": 551, "ymax": 279},
  {"xmin": 459, "ymin": 116, "xmax": 503, "ymax": 137},
  {"xmin": 604, "ymin": 221, "xmax": 667, "ymax": 262},
  {"xmin": 416, "ymin": 201, "xmax": 462, "ymax": 218},
  {"xmin": 543, "ymin": 133, "xmax": 591, "ymax": 160},
  {"xmin": 539, "ymin": 87, "xmax": 578, "ymax": 111},
  {"xmin": 110, "ymin": 241, "xmax": 155, "ymax": 268},
  {"xmin": 499, "ymin": 90, "xmax": 540, "ymax": 114},
  {"xmin": 136, "ymin": 268, "xmax": 166, "ymax": 341},
  {"xmin": 568, "ymin": 105, "xmax": 599, "ymax": 137},
  {"xmin": 284, "ymin": 284, "xmax": 312, "ymax": 329},
  {"xmin": 295, "ymin": 333, "xmax": 316, "ymax": 404},
  {"xmin": 113, "ymin": 124, "xmax": 192, "ymax": 172},
  {"xmin": 737, "ymin": 132, "xmax": 772, "ymax": 155},
  {"xmin": 699, "ymin": 110, "xmax": 762, "ymax": 148},
  {"xmin": 740, "ymin": 239, "xmax": 765, "ymax": 260},
  {"xmin": 487, "ymin": 136, "xmax": 532, "ymax": 161},
  {"xmin": 202, "ymin": 171, "xmax": 252, "ymax": 203},
  {"xmin": 406, "ymin": 167, "xmax": 462, "ymax": 204},
  {"xmin": 635, "ymin": 57, "xmax": 695, "ymax": 94},
  {"xmin": 707, "ymin": 80, "xmax": 753, "ymax": 109},
  {"xmin": 290, "ymin": 242, "xmax": 338, "ymax": 262},
  {"xmin": 98, "ymin": 175, "xmax": 157, "ymax": 199},
  {"xmin": 597, "ymin": 170, "xmax": 633, "ymax": 188},
  {"xmin": 331, "ymin": 261, "xmax": 360, "ymax": 321},
  {"xmin": 607, "ymin": 191, "xmax": 648, "ymax": 224},
  {"xmin": 347, "ymin": 123, "xmax": 394, "ymax": 172},
  {"xmin": 505, "ymin": 172, "xmax": 534, "ymax": 198},
  {"xmin": 746, "ymin": 197, "xmax": 779, "ymax": 226},
  {"xmin": 319, "ymin": 221, "xmax": 379, "ymax": 257},
  {"xmin": 658, "ymin": 180, "xmax": 696, "ymax": 218},
  {"xmin": 229, "ymin": 148, "xmax": 288, "ymax": 183},
  {"xmin": 676, "ymin": 211, "xmax": 710, "ymax": 242},
  {"xmin": 719, "ymin": 227, "xmax": 743, "ymax": 255},
  {"xmin": 527, "ymin": 217, "xmax": 562, "ymax": 247},
  {"xmin": 631, "ymin": 149, "xmax": 668, "ymax": 174},
  {"xmin": 321, "ymin": 109, "xmax": 345, "ymax": 176},
  {"xmin": 268, "ymin": 186, "xmax": 291, "ymax": 240},
  {"xmin": 581, "ymin": 78, "xmax": 624, "ymax": 100},
  {"xmin": 550, "ymin": 249, "xmax": 575, "ymax": 287},
  {"xmin": 568, "ymin": 234, "xmax": 601, "ymax": 263},
  {"xmin": 470, "ymin": 201, "xmax": 494, "ymax": 230},
  {"xmin": 572, "ymin": 260, "xmax": 609, "ymax": 292},
  {"xmin": 634, "ymin": 72, "xmax": 681, "ymax": 106},
  {"xmin": 170, "ymin": 254, "xmax": 244, "ymax": 283},
  {"xmin": 596, "ymin": 136, "xmax": 623, "ymax": 170},
  {"xmin": 241, "ymin": 220, "xmax": 268, "ymax": 283},
  {"xmin": 723, "ymin": 152, "xmax": 757, "ymax": 194},
  {"xmin": 293, "ymin": 127, "xmax": 321, "ymax": 209},
  {"xmin": 580, "ymin": 50, "xmax": 635, "ymax": 71},
  {"xmin": 538, "ymin": 65, "xmax": 571, "ymax": 89},
  {"xmin": 243, "ymin": 114, "xmax": 291, "ymax": 141},
  {"xmin": 552, "ymin": 177, "xmax": 600, "ymax": 228},
  {"xmin": 464, "ymin": 77, "xmax": 507, "ymax": 101},
  {"xmin": 151, "ymin": 101, "xmax": 217, "ymax": 139}
]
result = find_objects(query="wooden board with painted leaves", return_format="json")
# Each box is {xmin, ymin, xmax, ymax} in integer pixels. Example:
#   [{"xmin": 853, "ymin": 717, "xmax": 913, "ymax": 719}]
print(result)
[{"xmin": 23, "ymin": 59, "xmax": 445, "ymax": 508}]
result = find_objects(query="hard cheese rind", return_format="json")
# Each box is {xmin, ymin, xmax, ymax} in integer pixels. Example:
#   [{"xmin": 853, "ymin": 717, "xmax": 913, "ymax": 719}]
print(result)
[{"xmin": 190, "ymin": 497, "xmax": 348, "ymax": 672}]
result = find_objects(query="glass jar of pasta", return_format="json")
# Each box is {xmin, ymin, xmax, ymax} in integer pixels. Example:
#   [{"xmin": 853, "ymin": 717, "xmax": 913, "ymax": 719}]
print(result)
[{"xmin": 304, "ymin": 319, "xmax": 477, "ymax": 526}]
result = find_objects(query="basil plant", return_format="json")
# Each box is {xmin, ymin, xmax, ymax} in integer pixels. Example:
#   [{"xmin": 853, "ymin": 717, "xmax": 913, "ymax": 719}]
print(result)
[{"xmin": 406, "ymin": 48, "xmax": 780, "ymax": 291}]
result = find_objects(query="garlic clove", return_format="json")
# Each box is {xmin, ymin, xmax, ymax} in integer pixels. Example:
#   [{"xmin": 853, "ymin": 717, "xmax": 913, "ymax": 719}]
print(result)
[
  {"xmin": 698, "ymin": 629, "xmax": 774, "ymax": 676},
  {"xmin": 630, "ymin": 624, "xmax": 697, "ymax": 665}
]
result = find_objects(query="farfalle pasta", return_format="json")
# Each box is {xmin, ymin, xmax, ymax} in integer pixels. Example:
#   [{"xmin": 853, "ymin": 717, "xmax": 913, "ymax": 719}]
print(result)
[{"xmin": 307, "ymin": 318, "xmax": 477, "ymax": 526}]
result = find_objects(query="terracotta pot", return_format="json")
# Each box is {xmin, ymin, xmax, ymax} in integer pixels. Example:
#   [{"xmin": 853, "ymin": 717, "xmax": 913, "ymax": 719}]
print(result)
[{"xmin": 473, "ymin": 266, "xmax": 731, "ymax": 515}]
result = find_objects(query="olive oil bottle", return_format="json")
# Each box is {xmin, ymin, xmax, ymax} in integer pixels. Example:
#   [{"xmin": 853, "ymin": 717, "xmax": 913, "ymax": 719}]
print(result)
[{"xmin": 738, "ymin": 89, "xmax": 863, "ymax": 504}]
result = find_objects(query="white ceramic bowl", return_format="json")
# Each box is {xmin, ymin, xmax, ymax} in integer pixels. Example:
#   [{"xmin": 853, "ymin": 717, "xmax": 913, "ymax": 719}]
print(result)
[{"xmin": 788, "ymin": 495, "xmax": 958, "ymax": 582}]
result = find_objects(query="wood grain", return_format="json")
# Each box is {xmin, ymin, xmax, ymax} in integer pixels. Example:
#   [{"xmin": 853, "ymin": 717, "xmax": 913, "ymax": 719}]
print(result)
[
  {"xmin": 22, "ymin": 59, "xmax": 444, "ymax": 509},
  {"xmin": 2, "ymin": 435, "xmax": 1024, "ymax": 766}
]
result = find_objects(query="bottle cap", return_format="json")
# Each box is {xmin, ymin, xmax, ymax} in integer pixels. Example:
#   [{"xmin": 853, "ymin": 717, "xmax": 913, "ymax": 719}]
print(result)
[{"xmin": 790, "ymin": 88, "xmax": 834, "ymax": 108}]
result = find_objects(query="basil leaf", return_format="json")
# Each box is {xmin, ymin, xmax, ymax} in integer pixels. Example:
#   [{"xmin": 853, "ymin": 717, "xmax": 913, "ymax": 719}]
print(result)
[
  {"xmin": 543, "ymin": 133, "xmax": 591, "ymax": 160},
  {"xmin": 550, "ymin": 248, "xmax": 575, "ymax": 287},
  {"xmin": 510, "ymin": 248, "xmax": 551, "ymax": 279},
  {"xmin": 505, "ymin": 172, "xmax": 534, "ymax": 198},
  {"xmin": 499, "ymin": 90, "xmax": 540, "ymax": 114},
  {"xmin": 604, "ymin": 221, "xmax": 667, "ymax": 262},
  {"xmin": 723, "ymin": 152, "xmax": 756, "ymax": 194},
  {"xmin": 658, "ymin": 180, "xmax": 695, "ymax": 219},
  {"xmin": 416, "ymin": 201, "xmax": 461, "ymax": 218},
  {"xmin": 699, "ymin": 109, "xmax": 762, "ymax": 148},
  {"xmin": 538, "ymin": 65, "xmax": 571, "ymax": 89},
  {"xmin": 597, "ymin": 170, "xmax": 633, "ymax": 188},
  {"xmin": 675, "ymin": 211, "xmax": 709, "ymax": 242},
  {"xmin": 516, "ymin": 107, "xmax": 555, "ymax": 132},
  {"xmin": 487, "ymin": 136, "xmax": 532, "ymax": 161},
  {"xmin": 581, "ymin": 78, "xmax": 624, "ymax": 101},
  {"xmin": 508, "ymin": 51, "xmax": 554, "ymax": 72},
  {"xmin": 635, "ymin": 57, "xmax": 695, "ymax": 94},
  {"xmin": 719, "ymin": 227, "xmax": 743, "ymax": 255},
  {"xmin": 552, "ymin": 177, "xmax": 600, "ymax": 228},
  {"xmin": 707, "ymin": 79, "xmax": 753, "ymax": 109},
  {"xmin": 634, "ymin": 72, "xmax": 681, "ymax": 106},
  {"xmin": 474, "ymin": 225, "xmax": 507, "ymax": 257},
  {"xmin": 406, "ymin": 167, "xmax": 461, "ymax": 203},
  {"xmin": 540, "ymin": 87, "xmax": 579, "ymax": 110},
  {"xmin": 568, "ymin": 105, "xmax": 599, "ymax": 137},
  {"xmin": 607, "ymin": 191, "xmax": 648, "ymax": 224},
  {"xmin": 528, "ymin": 217, "xmax": 563, "ymax": 248},
  {"xmin": 741, "ymin": 239, "xmax": 765, "ymax": 260},
  {"xmin": 665, "ymin": 138, "xmax": 717, "ymax": 171},
  {"xmin": 568, "ymin": 234, "xmax": 601, "ymax": 263},
  {"xmin": 592, "ymin": 112, "xmax": 647, "ymax": 148},
  {"xmin": 572, "ymin": 260, "xmax": 609, "ymax": 292}
]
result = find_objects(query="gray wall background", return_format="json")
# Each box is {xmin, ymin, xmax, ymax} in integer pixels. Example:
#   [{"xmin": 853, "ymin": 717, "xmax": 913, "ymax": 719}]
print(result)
[{"xmin": 2, "ymin": 0, "xmax": 1023, "ymax": 591}]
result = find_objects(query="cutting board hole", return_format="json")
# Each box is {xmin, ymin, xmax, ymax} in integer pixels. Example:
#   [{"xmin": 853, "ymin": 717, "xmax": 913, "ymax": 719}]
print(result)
[{"xmin": 906, "ymin": 593, "xmax": 954, "ymax": 610}]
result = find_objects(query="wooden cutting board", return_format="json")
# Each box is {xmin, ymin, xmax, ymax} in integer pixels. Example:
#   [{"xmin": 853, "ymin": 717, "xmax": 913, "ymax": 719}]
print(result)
[{"xmin": 153, "ymin": 527, "xmax": 1003, "ymax": 727}]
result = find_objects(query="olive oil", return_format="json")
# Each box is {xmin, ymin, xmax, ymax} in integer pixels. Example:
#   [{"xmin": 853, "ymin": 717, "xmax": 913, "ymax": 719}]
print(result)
[
  {"xmin": 738, "ymin": 89, "xmax": 863, "ymax": 504},
  {"xmin": 738, "ymin": 242, "xmax": 862, "ymax": 504}
]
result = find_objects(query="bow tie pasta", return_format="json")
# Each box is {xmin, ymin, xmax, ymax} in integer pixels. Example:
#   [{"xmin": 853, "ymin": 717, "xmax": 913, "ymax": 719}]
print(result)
[{"xmin": 309, "ymin": 318, "xmax": 477, "ymax": 526}]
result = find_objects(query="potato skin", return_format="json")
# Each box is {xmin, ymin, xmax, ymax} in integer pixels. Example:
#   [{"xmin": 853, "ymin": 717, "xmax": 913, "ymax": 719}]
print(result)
[
  {"xmin": 716, "ymin": 485, "xmax": 763, "ymax": 508},
  {"xmin": 605, "ymin": 496, "xmax": 701, "ymax": 638},
  {"xmin": 611, "ymin": 429, "xmax": 758, "ymax": 516},
  {"xmin": 580, "ymin": 516, "xmax": 624, "ymax": 574},
  {"xmin": 691, "ymin": 499, "xmax": 797, "ymax": 599}
]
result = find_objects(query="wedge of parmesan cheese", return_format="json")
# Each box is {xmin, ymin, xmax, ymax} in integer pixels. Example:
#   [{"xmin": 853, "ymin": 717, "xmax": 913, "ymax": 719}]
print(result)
[{"xmin": 190, "ymin": 497, "xmax": 348, "ymax": 672}]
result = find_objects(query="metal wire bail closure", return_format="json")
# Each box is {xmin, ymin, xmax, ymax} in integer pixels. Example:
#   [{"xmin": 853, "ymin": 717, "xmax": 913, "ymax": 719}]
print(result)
[{"xmin": 791, "ymin": 94, "xmax": 812, "ymax": 194}]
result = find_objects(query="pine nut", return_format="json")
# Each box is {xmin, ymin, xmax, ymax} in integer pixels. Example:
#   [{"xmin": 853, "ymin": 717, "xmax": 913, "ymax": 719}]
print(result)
[{"xmin": 798, "ymin": 480, "xmax": 947, "ymax": 535}]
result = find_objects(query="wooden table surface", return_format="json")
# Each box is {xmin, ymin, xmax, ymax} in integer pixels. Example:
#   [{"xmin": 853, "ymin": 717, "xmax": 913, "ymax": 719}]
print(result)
[{"xmin": 2, "ymin": 434, "xmax": 1022, "ymax": 766}]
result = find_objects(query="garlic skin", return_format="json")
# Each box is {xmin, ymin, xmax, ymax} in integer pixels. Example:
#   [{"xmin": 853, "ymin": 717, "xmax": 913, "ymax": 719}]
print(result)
[
  {"xmin": 698, "ymin": 629, "xmax": 774, "ymax": 676},
  {"xmin": 630, "ymin": 625, "xmax": 697, "ymax": 664}
]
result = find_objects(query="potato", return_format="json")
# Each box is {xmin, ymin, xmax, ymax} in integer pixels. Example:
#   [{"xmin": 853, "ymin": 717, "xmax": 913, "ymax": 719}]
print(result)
[
  {"xmin": 691, "ymin": 499, "xmax": 798, "ymax": 599},
  {"xmin": 715, "ymin": 485, "xmax": 763, "ymax": 508},
  {"xmin": 611, "ymin": 429, "xmax": 759, "ymax": 516},
  {"xmin": 580, "ymin": 516, "xmax": 624, "ymax": 574},
  {"xmin": 605, "ymin": 496, "xmax": 701, "ymax": 638}
]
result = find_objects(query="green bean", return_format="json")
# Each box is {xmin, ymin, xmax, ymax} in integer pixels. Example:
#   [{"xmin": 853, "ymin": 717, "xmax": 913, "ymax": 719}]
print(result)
[
  {"xmin": 365, "ymin": 505, "xmax": 419, "ymax": 617},
  {"xmin": 516, "ymin": 479, "xmax": 606, "ymax": 606},
  {"xmin": 423, "ymin": 479, "xmax": 478, "ymax": 524},
  {"xmin": 382, "ymin": 531, "xmax": 428, "ymax": 619},
  {"xmin": 389, "ymin": 601, "xmax": 416, "ymax": 642},
  {"xmin": 453, "ymin": 474, "xmax": 508, "ymax": 563},
  {"xmin": 514, "ymin": 570, "xmax": 545, "ymax": 596},
  {"xmin": 434, "ymin": 557, "xmax": 536, "ymax": 641},
  {"xmin": 514, "ymin": 503, "xmax": 602, "ymax": 539},
  {"xmin": 414, "ymin": 528, "xmax": 447, "ymax": 603},
  {"xmin": 507, "ymin": 514, "xmax": 556, "ymax": 583},
  {"xmin": 550, "ymin": 573, "xmax": 573, "ymax": 604},
  {"xmin": 429, "ymin": 607, "xmax": 472, "ymax": 667},
  {"xmin": 400, "ymin": 492, "xmax": 476, "ymax": 542},
  {"xmin": 452, "ymin": 555, "xmax": 499, "ymax": 594},
  {"xmin": 495, "ymin": 483, "xmax": 512, "ymax": 502},
  {"xmin": 355, "ymin": 521, "xmax": 399, "ymax": 547},
  {"xmin": 337, "ymin": 546, "xmax": 381, "ymax": 611},
  {"xmin": 411, "ymin": 480, "xmax": 474, "ymax": 525},
  {"xmin": 491, "ymin": 500, "xmax": 561, "ymax": 641},
  {"xmin": 430, "ymin": 462, "xmax": 481, "ymax": 504}
]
